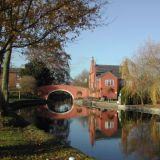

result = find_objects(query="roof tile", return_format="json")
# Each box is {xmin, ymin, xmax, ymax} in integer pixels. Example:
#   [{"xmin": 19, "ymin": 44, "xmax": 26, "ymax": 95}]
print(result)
[{"xmin": 96, "ymin": 64, "xmax": 121, "ymax": 78}]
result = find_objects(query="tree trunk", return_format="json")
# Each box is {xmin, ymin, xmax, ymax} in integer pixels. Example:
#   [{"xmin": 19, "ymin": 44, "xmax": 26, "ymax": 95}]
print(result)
[
  {"xmin": 140, "ymin": 96, "xmax": 144, "ymax": 105},
  {"xmin": 1, "ymin": 44, "xmax": 12, "ymax": 112},
  {"xmin": 0, "ymin": 90, "xmax": 8, "ymax": 114}
]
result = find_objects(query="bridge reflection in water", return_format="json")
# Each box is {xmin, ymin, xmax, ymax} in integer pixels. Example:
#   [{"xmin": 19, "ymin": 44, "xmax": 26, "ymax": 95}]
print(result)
[
  {"xmin": 36, "ymin": 99, "xmax": 160, "ymax": 160},
  {"xmin": 37, "ymin": 103, "xmax": 118, "ymax": 146},
  {"xmin": 37, "ymin": 90, "xmax": 119, "ymax": 158}
]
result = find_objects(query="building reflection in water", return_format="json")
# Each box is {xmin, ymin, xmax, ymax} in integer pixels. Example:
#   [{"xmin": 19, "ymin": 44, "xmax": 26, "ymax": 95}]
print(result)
[
  {"xmin": 88, "ymin": 109, "xmax": 118, "ymax": 146},
  {"xmin": 37, "ymin": 101, "xmax": 160, "ymax": 160},
  {"xmin": 37, "ymin": 103, "xmax": 118, "ymax": 146}
]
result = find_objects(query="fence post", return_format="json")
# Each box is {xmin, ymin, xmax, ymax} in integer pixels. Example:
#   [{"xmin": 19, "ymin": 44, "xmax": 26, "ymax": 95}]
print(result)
[{"xmin": 19, "ymin": 90, "xmax": 21, "ymax": 100}]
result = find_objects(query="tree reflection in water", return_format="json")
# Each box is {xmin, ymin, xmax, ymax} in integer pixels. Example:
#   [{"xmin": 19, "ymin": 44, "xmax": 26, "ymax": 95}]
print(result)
[
  {"xmin": 48, "ymin": 119, "xmax": 70, "ymax": 145},
  {"xmin": 37, "ymin": 104, "xmax": 118, "ymax": 147},
  {"xmin": 36, "ymin": 117, "xmax": 71, "ymax": 146},
  {"xmin": 121, "ymin": 112, "xmax": 160, "ymax": 160}
]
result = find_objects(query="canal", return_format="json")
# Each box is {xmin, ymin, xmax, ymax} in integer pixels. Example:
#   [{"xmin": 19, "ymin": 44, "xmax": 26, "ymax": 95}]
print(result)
[{"xmin": 15, "ymin": 91, "xmax": 160, "ymax": 160}]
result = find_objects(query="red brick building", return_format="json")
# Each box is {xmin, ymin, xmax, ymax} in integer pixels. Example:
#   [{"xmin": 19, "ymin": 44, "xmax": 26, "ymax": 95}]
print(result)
[
  {"xmin": 0, "ymin": 68, "xmax": 20, "ymax": 89},
  {"xmin": 89, "ymin": 57, "xmax": 121, "ymax": 99}
]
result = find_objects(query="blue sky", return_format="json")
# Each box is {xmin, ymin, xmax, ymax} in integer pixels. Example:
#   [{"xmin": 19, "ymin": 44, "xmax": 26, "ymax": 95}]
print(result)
[{"xmin": 12, "ymin": 0, "xmax": 160, "ymax": 78}]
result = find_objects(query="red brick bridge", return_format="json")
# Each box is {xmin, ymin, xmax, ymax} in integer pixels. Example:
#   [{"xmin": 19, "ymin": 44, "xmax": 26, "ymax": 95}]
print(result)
[{"xmin": 38, "ymin": 84, "xmax": 89, "ymax": 99}]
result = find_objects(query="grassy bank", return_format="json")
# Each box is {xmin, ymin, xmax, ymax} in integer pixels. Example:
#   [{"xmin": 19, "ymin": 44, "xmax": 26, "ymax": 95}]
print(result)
[{"xmin": 0, "ymin": 116, "xmax": 94, "ymax": 160}]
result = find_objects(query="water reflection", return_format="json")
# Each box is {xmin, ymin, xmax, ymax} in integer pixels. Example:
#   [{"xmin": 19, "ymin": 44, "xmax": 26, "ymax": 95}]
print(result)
[
  {"xmin": 37, "ymin": 105, "xmax": 118, "ymax": 147},
  {"xmin": 10, "ymin": 84, "xmax": 160, "ymax": 160},
  {"xmin": 87, "ymin": 109, "xmax": 118, "ymax": 146},
  {"xmin": 37, "ymin": 100, "xmax": 160, "ymax": 160},
  {"xmin": 35, "ymin": 117, "xmax": 70, "ymax": 145},
  {"xmin": 121, "ymin": 113, "xmax": 160, "ymax": 160},
  {"xmin": 47, "ymin": 90, "xmax": 73, "ymax": 113}
]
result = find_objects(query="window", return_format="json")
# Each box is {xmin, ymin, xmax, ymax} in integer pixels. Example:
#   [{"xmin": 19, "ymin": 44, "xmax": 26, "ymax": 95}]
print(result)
[
  {"xmin": 16, "ymin": 83, "xmax": 21, "ymax": 89},
  {"xmin": 105, "ymin": 120, "xmax": 114, "ymax": 129},
  {"xmin": 16, "ymin": 74, "xmax": 21, "ymax": 80},
  {"xmin": 105, "ymin": 79, "xmax": 114, "ymax": 86}
]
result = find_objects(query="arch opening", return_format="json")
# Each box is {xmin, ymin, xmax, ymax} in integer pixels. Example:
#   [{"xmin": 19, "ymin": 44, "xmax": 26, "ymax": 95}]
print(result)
[{"xmin": 47, "ymin": 90, "xmax": 73, "ymax": 113}]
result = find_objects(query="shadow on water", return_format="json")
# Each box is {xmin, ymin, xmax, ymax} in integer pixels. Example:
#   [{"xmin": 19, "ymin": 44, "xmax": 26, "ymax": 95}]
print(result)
[{"xmin": 36, "ymin": 117, "xmax": 71, "ymax": 146}]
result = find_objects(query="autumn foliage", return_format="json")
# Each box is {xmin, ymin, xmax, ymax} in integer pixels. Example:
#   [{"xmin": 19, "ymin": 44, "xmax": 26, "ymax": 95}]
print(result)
[
  {"xmin": 0, "ymin": 0, "xmax": 107, "ymax": 108},
  {"xmin": 121, "ymin": 40, "xmax": 160, "ymax": 105}
]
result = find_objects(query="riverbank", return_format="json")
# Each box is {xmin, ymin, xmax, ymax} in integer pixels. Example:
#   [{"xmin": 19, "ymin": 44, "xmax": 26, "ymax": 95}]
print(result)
[
  {"xmin": 74, "ymin": 99, "xmax": 160, "ymax": 115},
  {"xmin": 0, "ymin": 115, "xmax": 94, "ymax": 160}
]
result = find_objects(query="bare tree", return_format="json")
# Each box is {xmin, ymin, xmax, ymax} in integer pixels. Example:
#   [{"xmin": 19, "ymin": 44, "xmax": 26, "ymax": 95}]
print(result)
[
  {"xmin": 72, "ymin": 69, "xmax": 89, "ymax": 88},
  {"xmin": 25, "ymin": 47, "xmax": 71, "ymax": 84}
]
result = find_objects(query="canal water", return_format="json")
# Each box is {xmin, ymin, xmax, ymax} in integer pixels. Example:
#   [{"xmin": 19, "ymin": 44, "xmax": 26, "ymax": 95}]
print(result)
[
  {"xmin": 35, "ymin": 105, "xmax": 160, "ymax": 159},
  {"xmin": 18, "ymin": 91, "xmax": 160, "ymax": 160}
]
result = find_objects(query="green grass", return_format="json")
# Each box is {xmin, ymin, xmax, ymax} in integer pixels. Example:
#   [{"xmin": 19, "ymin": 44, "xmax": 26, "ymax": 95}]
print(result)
[{"xmin": 0, "ymin": 116, "xmax": 94, "ymax": 160}]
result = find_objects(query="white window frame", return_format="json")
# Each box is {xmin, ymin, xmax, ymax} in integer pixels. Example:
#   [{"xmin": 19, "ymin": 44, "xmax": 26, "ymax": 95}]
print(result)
[
  {"xmin": 16, "ymin": 74, "xmax": 21, "ymax": 80},
  {"xmin": 105, "ymin": 79, "xmax": 114, "ymax": 86},
  {"xmin": 105, "ymin": 120, "xmax": 114, "ymax": 129},
  {"xmin": 16, "ymin": 83, "xmax": 21, "ymax": 89}
]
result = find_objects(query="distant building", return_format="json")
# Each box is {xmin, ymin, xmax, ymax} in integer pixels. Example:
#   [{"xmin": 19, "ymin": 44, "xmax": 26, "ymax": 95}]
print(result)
[
  {"xmin": 89, "ymin": 57, "xmax": 122, "ymax": 99},
  {"xmin": 0, "ymin": 68, "xmax": 21, "ymax": 89}
]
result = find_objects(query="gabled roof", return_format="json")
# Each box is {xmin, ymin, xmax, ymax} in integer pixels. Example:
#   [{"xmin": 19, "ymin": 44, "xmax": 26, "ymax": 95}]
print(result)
[{"xmin": 96, "ymin": 64, "xmax": 121, "ymax": 78}]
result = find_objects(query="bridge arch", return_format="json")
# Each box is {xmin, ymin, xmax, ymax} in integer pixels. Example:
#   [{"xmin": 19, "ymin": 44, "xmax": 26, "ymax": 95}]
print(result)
[
  {"xmin": 47, "ymin": 89, "xmax": 74, "ymax": 100},
  {"xmin": 38, "ymin": 84, "xmax": 89, "ymax": 99}
]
